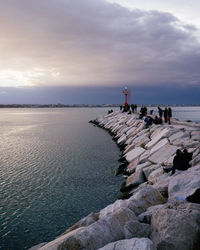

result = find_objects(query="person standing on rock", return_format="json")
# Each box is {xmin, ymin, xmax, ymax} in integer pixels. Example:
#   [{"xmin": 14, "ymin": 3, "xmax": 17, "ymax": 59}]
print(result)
[
  {"xmin": 167, "ymin": 107, "xmax": 172, "ymax": 124},
  {"xmin": 158, "ymin": 107, "xmax": 163, "ymax": 120},
  {"xmin": 164, "ymin": 107, "xmax": 168, "ymax": 123}
]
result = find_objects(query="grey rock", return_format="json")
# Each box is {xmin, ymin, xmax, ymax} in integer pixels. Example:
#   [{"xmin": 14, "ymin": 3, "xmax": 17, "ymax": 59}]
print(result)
[
  {"xmin": 39, "ymin": 207, "xmax": 137, "ymax": 250},
  {"xmin": 138, "ymin": 204, "xmax": 164, "ymax": 224},
  {"xmin": 150, "ymin": 201, "xmax": 200, "ymax": 250},
  {"xmin": 98, "ymin": 238, "xmax": 156, "ymax": 250},
  {"xmin": 63, "ymin": 212, "xmax": 99, "ymax": 234},
  {"xmin": 168, "ymin": 164, "xmax": 200, "ymax": 201},
  {"xmin": 124, "ymin": 220, "xmax": 150, "ymax": 238},
  {"xmin": 127, "ymin": 185, "xmax": 166, "ymax": 216}
]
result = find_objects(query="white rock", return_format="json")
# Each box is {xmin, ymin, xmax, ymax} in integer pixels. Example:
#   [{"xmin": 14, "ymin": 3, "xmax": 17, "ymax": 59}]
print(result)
[
  {"xmin": 135, "ymin": 162, "xmax": 152, "ymax": 172},
  {"xmin": 40, "ymin": 207, "xmax": 137, "ymax": 250},
  {"xmin": 139, "ymin": 150, "xmax": 151, "ymax": 164},
  {"xmin": 148, "ymin": 144, "xmax": 178, "ymax": 164},
  {"xmin": 182, "ymin": 140, "xmax": 199, "ymax": 149},
  {"xmin": 168, "ymin": 165, "xmax": 200, "ymax": 201},
  {"xmin": 126, "ymin": 169, "xmax": 145, "ymax": 187},
  {"xmin": 171, "ymin": 137, "xmax": 188, "ymax": 146},
  {"xmin": 99, "ymin": 200, "xmax": 130, "ymax": 219},
  {"xmin": 150, "ymin": 126, "xmax": 163, "ymax": 139},
  {"xmin": 143, "ymin": 164, "xmax": 161, "ymax": 179},
  {"xmin": 126, "ymin": 158, "xmax": 139, "ymax": 173},
  {"xmin": 150, "ymin": 202, "xmax": 200, "ymax": 250},
  {"xmin": 98, "ymin": 238, "xmax": 156, "ymax": 250},
  {"xmin": 145, "ymin": 128, "xmax": 171, "ymax": 149},
  {"xmin": 125, "ymin": 147, "xmax": 146, "ymax": 163},
  {"xmin": 127, "ymin": 185, "xmax": 166, "ymax": 216},
  {"xmin": 117, "ymin": 134, "xmax": 127, "ymax": 145},
  {"xmin": 149, "ymin": 138, "xmax": 169, "ymax": 155},
  {"xmin": 168, "ymin": 130, "xmax": 188, "ymax": 143}
]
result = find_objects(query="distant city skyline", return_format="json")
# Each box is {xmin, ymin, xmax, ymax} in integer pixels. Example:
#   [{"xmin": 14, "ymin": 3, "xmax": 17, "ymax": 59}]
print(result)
[{"xmin": 0, "ymin": 0, "xmax": 200, "ymax": 104}]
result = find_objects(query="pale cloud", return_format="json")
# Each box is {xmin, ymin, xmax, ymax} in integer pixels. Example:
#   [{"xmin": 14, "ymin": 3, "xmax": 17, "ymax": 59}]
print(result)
[{"xmin": 0, "ymin": 0, "xmax": 200, "ymax": 87}]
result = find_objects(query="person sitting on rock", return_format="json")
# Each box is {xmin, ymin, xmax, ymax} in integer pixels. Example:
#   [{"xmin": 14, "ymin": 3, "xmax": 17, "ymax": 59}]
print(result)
[
  {"xmin": 163, "ymin": 149, "xmax": 184, "ymax": 175},
  {"xmin": 163, "ymin": 149, "xmax": 193, "ymax": 175},
  {"xmin": 182, "ymin": 149, "xmax": 193, "ymax": 170},
  {"xmin": 153, "ymin": 115, "xmax": 162, "ymax": 124},
  {"xmin": 144, "ymin": 116, "xmax": 153, "ymax": 128}
]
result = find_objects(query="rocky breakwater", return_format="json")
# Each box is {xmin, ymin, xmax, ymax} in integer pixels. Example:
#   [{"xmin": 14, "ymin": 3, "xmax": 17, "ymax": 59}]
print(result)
[{"xmin": 30, "ymin": 111, "xmax": 200, "ymax": 250}]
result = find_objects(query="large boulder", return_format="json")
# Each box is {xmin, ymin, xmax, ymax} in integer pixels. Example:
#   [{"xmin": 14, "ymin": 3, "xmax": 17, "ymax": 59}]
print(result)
[
  {"xmin": 149, "ymin": 138, "xmax": 169, "ymax": 155},
  {"xmin": 168, "ymin": 165, "xmax": 200, "ymax": 201},
  {"xmin": 63, "ymin": 212, "xmax": 99, "ymax": 234},
  {"xmin": 168, "ymin": 130, "xmax": 189, "ymax": 143},
  {"xmin": 147, "ymin": 168, "xmax": 165, "ymax": 185},
  {"xmin": 39, "ymin": 207, "xmax": 137, "ymax": 250},
  {"xmin": 98, "ymin": 238, "xmax": 156, "ymax": 250},
  {"xmin": 138, "ymin": 204, "xmax": 164, "ymax": 224},
  {"xmin": 143, "ymin": 164, "xmax": 161, "ymax": 179},
  {"xmin": 127, "ymin": 185, "xmax": 166, "ymax": 216},
  {"xmin": 150, "ymin": 201, "xmax": 200, "ymax": 250},
  {"xmin": 125, "ymin": 147, "xmax": 146, "ymax": 163},
  {"xmin": 126, "ymin": 169, "xmax": 145, "ymax": 188},
  {"xmin": 145, "ymin": 128, "xmax": 171, "ymax": 149},
  {"xmin": 148, "ymin": 144, "xmax": 178, "ymax": 164},
  {"xmin": 126, "ymin": 158, "xmax": 139, "ymax": 174}
]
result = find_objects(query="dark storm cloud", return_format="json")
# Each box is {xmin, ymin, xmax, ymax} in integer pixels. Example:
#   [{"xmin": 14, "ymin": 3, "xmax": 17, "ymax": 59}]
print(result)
[
  {"xmin": 0, "ymin": 0, "xmax": 200, "ymax": 87},
  {"xmin": 1, "ymin": 84, "xmax": 200, "ymax": 105}
]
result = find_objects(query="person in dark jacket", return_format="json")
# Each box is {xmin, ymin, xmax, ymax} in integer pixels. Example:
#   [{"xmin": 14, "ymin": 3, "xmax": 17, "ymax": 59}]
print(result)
[
  {"xmin": 167, "ymin": 107, "xmax": 172, "ymax": 124},
  {"xmin": 182, "ymin": 149, "xmax": 193, "ymax": 170},
  {"xmin": 158, "ymin": 106, "xmax": 163, "ymax": 120},
  {"xmin": 164, "ymin": 108, "xmax": 168, "ymax": 123},
  {"xmin": 163, "ymin": 149, "xmax": 193, "ymax": 175}
]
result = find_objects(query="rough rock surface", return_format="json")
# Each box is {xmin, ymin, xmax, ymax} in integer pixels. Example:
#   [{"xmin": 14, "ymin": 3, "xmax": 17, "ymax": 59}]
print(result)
[
  {"xmin": 39, "ymin": 207, "xmax": 137, "ymax": 250},
  {"xmin": 125, "ymin": 147, "xmax": 146, "ymax": 163},
  {"xmin": 150, "ymin": 201, "xmax": 200, "ymax": 250},
  {"xmin": 168, "ymin": 164, "xmax": 200, "ymax": 201},
  {"xmin": 98, "ymin": 238, "xmax": 156, "ymax": 250}
]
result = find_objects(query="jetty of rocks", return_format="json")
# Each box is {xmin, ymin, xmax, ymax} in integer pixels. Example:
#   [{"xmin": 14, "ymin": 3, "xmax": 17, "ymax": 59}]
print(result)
[{"xmin": 30, "ymin": 111, "xmax": 200, "ymax": 250}]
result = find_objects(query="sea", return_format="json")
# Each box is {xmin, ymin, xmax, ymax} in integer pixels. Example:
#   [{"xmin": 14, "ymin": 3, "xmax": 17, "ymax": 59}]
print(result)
[{"xmin": 0, "ymin": 106, "xmax": 199, "ymax": 250}]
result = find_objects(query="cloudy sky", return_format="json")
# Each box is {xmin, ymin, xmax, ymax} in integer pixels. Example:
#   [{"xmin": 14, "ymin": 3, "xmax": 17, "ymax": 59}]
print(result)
[{"xmin": 0, "ymin": 0, "xmax": 200, "ymax": 104}]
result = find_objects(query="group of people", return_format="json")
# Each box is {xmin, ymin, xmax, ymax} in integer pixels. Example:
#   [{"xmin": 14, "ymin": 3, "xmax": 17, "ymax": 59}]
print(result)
[
  {"xmin": 120, "ymin": 103, "xmax": 138, "ymax": 113},
  {"xmin": 158, "ymin": 106, "xmax": 172, "ymax": 124},
  {"xmin": 139, "ymin": 106, "xmax": 147, "ymax": 119},
  {"xmin": 119, "ymin": 105, "xmax": 173, "ymax": 127},
  {"xmin": 163, "ymin": 149, "xmax": 193, "ymax": 175}
]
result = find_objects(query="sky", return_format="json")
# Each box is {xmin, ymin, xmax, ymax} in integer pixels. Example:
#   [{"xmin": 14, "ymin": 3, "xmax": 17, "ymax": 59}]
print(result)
[{"xmin": 0, "ymin": 0, "xmax": 200, "ymax": 104}]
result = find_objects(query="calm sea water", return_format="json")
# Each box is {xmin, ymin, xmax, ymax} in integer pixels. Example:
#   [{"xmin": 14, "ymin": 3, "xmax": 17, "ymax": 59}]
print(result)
[
  {"xmin": 0, "ymin": 107, "xmax": 199, "ymax": 250},
  {"xmin": 0, "ymin": 108, "xmax": 123, "ymax": 250}
]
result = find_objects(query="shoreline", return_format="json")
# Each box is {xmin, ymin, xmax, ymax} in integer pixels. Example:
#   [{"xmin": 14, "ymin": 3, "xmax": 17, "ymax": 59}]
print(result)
[{"xmin": 30, "ymin": 111, "xmax": 200, "ymax": 250}]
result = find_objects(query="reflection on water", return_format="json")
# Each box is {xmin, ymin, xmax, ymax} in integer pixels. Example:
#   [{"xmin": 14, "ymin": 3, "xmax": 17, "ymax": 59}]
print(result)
[
  {"xmin": 0, "ymin": 108, "xmax": 123, "ymax": 249},
  {"xmin": 0, "ymin": 107, "xmax": 199, "ymax": 249}
]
